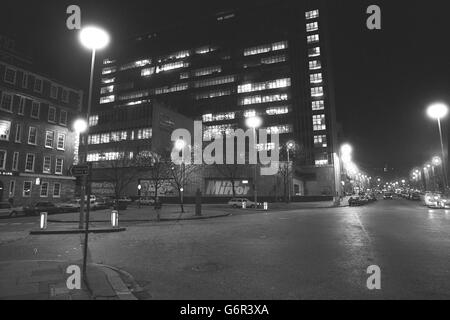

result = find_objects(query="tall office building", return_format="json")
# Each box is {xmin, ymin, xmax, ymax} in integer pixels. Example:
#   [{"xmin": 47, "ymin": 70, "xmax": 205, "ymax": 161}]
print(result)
[{"xmin": 89, "ymin": 0, "xmax": 339, "ymax": 196}]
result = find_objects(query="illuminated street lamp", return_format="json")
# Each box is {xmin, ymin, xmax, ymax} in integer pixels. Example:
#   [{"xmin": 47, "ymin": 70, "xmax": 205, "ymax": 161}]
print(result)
[
  {"xmin": 246, "ymin": 116, "xmax": 262, "ymax": 210},
  {"xmin": 427, "ymin": 102, "xmax": 449, "ymax": 191},
  {"xmin": 286, "ymin": 140, "xmax": 295, "ymax": 203},
  {"xmin": 175, "ymin": 139, "xmax": 187, "ymax": 208}
]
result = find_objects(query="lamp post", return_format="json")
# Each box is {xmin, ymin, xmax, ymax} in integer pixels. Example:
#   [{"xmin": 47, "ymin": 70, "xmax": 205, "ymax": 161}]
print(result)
[
  {"xmin": 427, "ymin": 103, "xmax": 448, "ymax": 192},
  {"xmin": 137, "ymin": 184, "xmax": 142, "ymax": 208},
  {"xmin": 286, "ymin": 141, "xmax": 295, "ymax": 203},
  {"xmin": 78, "ymin": 25, "xmax": 109, "ymax": 278},
  {"xmin": 175, "ymin": 139, "xmax": 186, "ymax": 209},
  {"xmin": 246, "ymin": 116, "xmax": 262, "ymax": 210}
]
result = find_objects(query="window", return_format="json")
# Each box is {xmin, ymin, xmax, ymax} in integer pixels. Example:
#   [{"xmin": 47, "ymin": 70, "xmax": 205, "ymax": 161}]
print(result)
[
  {"xmin": 110, "ymin": 130, "xmax": 127, "ymax": 142},
  {"xmin": 25, "ymin": 153, "xmax": 35, "ymax": 172},
  {"xmin": 100, "ymin": 133, "xmax": 110, "ymax": 144},
  {"xmin": 137, "ymin": 128, "xmax": 152, "ymax": 139},
  {"xmin": 119, "ymin": 59, "xmax": 151, "ymax": 71},
  {"xmin": 265, "ymin": 125, "xmax": 293, "ymax": 134},
  {"xmin": 23, "ymin": 181, "xmax": 32, "ymax": 197},
  {"xmin": 45, "ymin": 131, "xmax": 54, "ymax": 148},
  {"xmin": 195, "ymin": 90, "xmax": 231, "ymax": 100},
  {"xmin": 40, "ymin": 182, "xmax": 49, "ymax": 197},
  {"xmin": 50, "ymin": 85, "xmax": 58, "ymax": 99},
  {"xmin": 43, "ymin": 156, "xmax": 51, "ymax": 173},
  {"xmin": 314, "ymin": 135, "xmax": 328, "ymax": 148},
  {"xmin": 61, "ymin": 89, "xmax": 69, "ymax": 102},
  {"xmin": 100, "ymin": 85, "xmax": 114, "ymax": 94},
  {"xmin": 243, "ymin": 41, "xmax": 288, "ymax": 56},
  {"xmin": 118, "ymin": 90, "xmax": 149, "ymax": 101},
  {"xmin": 155, "ymin": 61, "xmax": 189, "ymax": 73},
  {"xmin": 0, "ymin": 150, "xmax": 6, "ymax": 169},
  {"xmin": 238, "ymin": 78, "xmax": 290, "ymax": 93},
  {"xmin": 0, "ymin": 92, "xmax": 13, "ymax": 112},
  {"xmin": 102, "ymin": 66, "xmax": 117, "ymax": 75},
  {"xmin": 243, "ymin": 110, "xmax": 256, "ymax": 118},
  {"xmin": 22, "ymin": 73, "xmax": 28, "ymax": 88},
  {"xmin": 313, "ymin": 114, "xmax": 326, "ymax": 131},
  {"xmin": 34, "ymin": 78, "xmax": 43, "ymax": 93},
  {"xmin": 57, "ymin": 133, "xmax": 65, "ymax": 150},
  {"xmin": 18, "ymin": 96, "xmax": 25, "ymax": 115},
  {"xmin": 55, "ymin": 158, "xmax": 64, "ymax": 174},
  {"xmin": 14, "ymin": 123, "xmax": 21, "ymax": 142},
  {"xmin": 202, "ymin": 112, "xmax": 235, "ymax": 122},
  {"xmin": 194, "ymin": 76, "xmax": 235, "ymax": 88},
  {"xmin": 9, "ymin": 180, "xmax": 15, "ymax": 197},
  {"xmin": 306, "ymin": 22, "xmax": 319, "ymax": 32},
  {"xmin": 4, "ymin": 67, "xmax": 16, "ymax": 84},
  {"xmin": 193, "ymin": 66, "xmax": 222, "ymax": 77},
  {"xmin": 308, "ymin": 47, "xmax": 321, "ymax": 57},
  {"xmin": 154, "ymin": 83, "xmax": 188, "ymax": 95},
  {"xmin": 180, "ymin": 72, "xmax": 189, "ymax": 79},
  {"xmin": 307, "ymin": 34, "xmax": 320, "ymax": 44},
  {"xmin": 103, "ymin": 58, "xmax": 116, "ymax": 65},
  {"xmin": 203, "ymin": 124, "xmax": 235, "ymax": 140},
  {"xmin": 0, "ymin": 120, "xmax": 11, "ymax": 140},
  {"xmin": 312, "ymin": 100, "xmax": 325, "ymax": 111},
  {"xmin": 59, "ymin": 110, "xmax": 67, "ymax": 125},
  {"xmin": 100, "ymin": 95, "xmax": 115, "ymax": 104},
  {"xmin": 12, "ymin": 152, "xmax": 19, "ymax": 171},
  {"xmin": 311, "ymin": 86, "xmax": 324, "ymax": 97},
  {"xmin": 315, "ymin": 154, "xmax": 328, "ymax": 166},
  {"xmin": 88, "ymin": 134, "xmax": 100, "ymax": 145},
  {"xmin": 31, "ymin": 101, "xmax": 40, "ymax": 118},
  {"xmin": 261, "ymin": 54, "xmax": 287, "ymax": 65},
  {"xmin": 195, "ymin": 45, "xmax": 217, "ymax": 54},
  {"xmin": 310, "ymin": 73, "xmax": 323, "ymax": 84},
  {"xmin": 266, "ymin": 106, "xmax": 289, "ymax": 115},
  {"xmin": 141, "ymin": 67, "xmax": 155, "ymax": 77},
  {"xmin": 101, "ymin": 77, "xmax": 115, "ymax": 84},
  {"xmin": 48, "ymin": 106, "xmax": 56, "ymax": 122},
  {"xmin": 309, "ymin": 60, "xmax": 321, "ymax": 70},
  {"xmin": 239, "ymin": 93, "xmax": 288, "ymax": 106},
  {"xmin": 89, "ymin": 115, "xmax": 98, "ymax": 126},
  {"xmin": 305, "ymin": 9, "xmax": 319, "ymax": 20},
  {"xmin": 53, "ymin": 183, "xmax": 61, "ymax": 197},
  {"xmin": 28, "ymin": 127, "xmax": 37, "ymax": 145}
]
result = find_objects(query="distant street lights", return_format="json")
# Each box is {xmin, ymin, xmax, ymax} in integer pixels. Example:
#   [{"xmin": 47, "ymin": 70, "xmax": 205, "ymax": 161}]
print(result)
[
  {"xmin": 246, "ymin": 116, "xmax": 262, "ymax": 209},
  {"xmin": 427, "ymin": 102, "xmax": 448, "ymax": 191}
]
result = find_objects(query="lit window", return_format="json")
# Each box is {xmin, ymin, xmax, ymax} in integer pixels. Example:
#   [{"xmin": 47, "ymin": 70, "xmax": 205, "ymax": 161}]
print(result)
[
  {"xmin": 55, "ymin": 158, "xmax": 64, "ymax": 174},
  {"xmin": 305, "ymin": 9, "xmax": 319, "ymax": 20},
  {"xmin": 43, "ymin": 156, "xmax": 51, "ymax": 173},
  {"xmin": 0, "ymin": 93, "xmax": 13, "ymax": 112},
  {"xmin": 34, "ymin": 78, "xmax": 43, "ymax": 93},
  {"xmin": 310, "ymin": 73, "xmax": 323, "ymax": 84},
  {"xmin": 306, "ymin": 22, "xmax": 319, "ymax": 32},
  {"xmin": 137, "ymin": 128, "xmax": 152, "ymax": 140},
  {"xmin": 202, "ymin": 112, "xmax": 235, "ymax": 122},
  {"xmin": 203, "ymin": 124, "xmax": 235, "ymax": 141},
  {"xmin": 57, "ymin": 133, "xmax": 65, "ymax": 150},
  {"xmin": 265, "ymin": 125, "xmax": 293, "ymax": 134},
  {"xmin": 266, "ymin": 106, "xmax": 289, "ymax": 115},
  {"xmin": 244, "ymin": 110, "xmax": 256, "ymax": 118},
  {"xmin": 4, "ymin": 68, "xmax": 16, "ymax": 84},
  {"xmin": 12, "ymin": 152, "xmax": 19, "ymax": 171},
  {"xmin": 195, "ymin": 46, "xmax": 217, "ymax": 54},
  {"xmin": 156, "ymin": 61, "xmax": 189, "ymax": 73},
  {"xmin": 154, "ymin": 83, "xmax": 188, "ymax": 95},
  {"xmin": 195, "ymin": 90, "xmax": 231, "ymax": 100},
  {"xmin": 89, "ymin": 115, "xmax": 99, "ymax": 126},
  {"xmin": 141, "ymin": 67, "xmax": 155, "ymax": 77},
  {"xmin": 25, "ymin": 153, "xmax": 35, "ymax": 172},
  {"xmin": 243, "ymin": 41, "xmax": 288, "ymax": 56},
  {"xmin": 28, "ymin": 127, "xmax": 37, "ymax": 145},
  {"xmin": 308, "ymin": 47, "xmax": 321, "ymax": 57},
  {"xmin": 194, "ymin": 76, "xmax": 235, "ymax": 88},
  {"xmin": 118, "ymin": 90, "xmax": 149, "ymax": 101},
  {"xmin": 261, "ymin": 54, "xmax": 287, "ymax": 65},
  {"xmin": 120, "ymin": 59, "xmax": 151, "ymax": 71},
  {"xmin": 0, "ymin": 120, "xmax": 11, "ymax": 140},
  {"xmin": 239, "ymin": 93, "xmax": 288, "ymax": 105},
  {"xmin": 40, "ymin": 182, "xmax": 49, "ymax": 197},
  {"xmin": 256, "ymin": 143, "xmax": 276, "ymax": 151},
  {"xmin": 311, "ymin": 86, "xmax": 324, "ymax": 97},
  {"xmin": 88, "ymin": 134, "xmax": 100, "ymax": 145},
  {"xmin": 53, "ymin": 183, "xmax": 61, "ymax": 197},
  {"xmin": 102, "ymin": 66, "xmax": 117, "ymax": 75},
  {"xmin": 309, "ymin": 60, "xmax": 321, "ymax": 70},
  {"xmin": 312, "ymin": 100, "xmax": 325, "ymax": 111},
  {"xmin": 100, "ymin": 95, "xmax": 115, "ymax": 104},
  {"xmin": 45, "ymin": 131, "xmax": 54, "ymax": 148},
  {"xmin": 0, "ymin": 150, "xmax": 6, "ymax": 169},
  {"xmin": 314, "ymin": 135, "xmax": 327, "ymax": 148},
  {"xmin": 23, "ymin": 181, "xmax": 32, "ymax": 197},
  {"xmin": 103, "ymin": 58, "xmax": 116, "ymax": 65},
  {"xmin": 307, "ymin": 34, "xmax": 320, "ymax": 44},
  {"xmin": 315, "ymin": 159, "xmax": 328, "ymax": 166},
  {"xmin": 100, "ymin": 85, "xmax": 114, "ymax": 94},
  {"xmin": 180, "ymin": 72, "xmax": 189, "ymax": 79},
  {"xmin": 101, "ymin": 77, "xmax": 115, "ymax": 84},
  {"xmin": 313, "ymin": 114, "xmax": 326, "ymax": 131},
  {"xmin": 31, "ymin": 101, "xmax": 40, "ymax": 118},
  {"xmin": 193, "ymin": 66, "xmax": 222, "ymax": 77},
  {"xmin": 238, "ymin": 78, "xmax": 290, "ymax": 93},
  {"xmin": 100, "ymin": 133, "xmax": 110, "ymax": 144}
]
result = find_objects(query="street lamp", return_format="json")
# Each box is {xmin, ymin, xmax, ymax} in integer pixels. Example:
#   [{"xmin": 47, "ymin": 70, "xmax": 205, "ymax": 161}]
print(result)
[
  {"xmin": 427, "ymin": 102, "xmax": 449, "ymax": 191},
  {"xmin": 137, "ymin": 184, "xmax": 142, "ymax": 208},
  {"xmin": 78, "ymin": 25, "xmax": 110, "ymax": 278},
  {"xmin": 246, "ymin": 116, "xmax": 262, "ymax": 209},
  {"xmin": 175, "ymin": 139, "xmax": 187, "ymax": 209},
  {"xmin": 286, "ymin": 141, "xmax": 295, "ymax": 203}
]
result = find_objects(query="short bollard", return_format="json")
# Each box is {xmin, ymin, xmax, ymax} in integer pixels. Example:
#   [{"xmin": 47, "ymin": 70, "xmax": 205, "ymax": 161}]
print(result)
[
  {"xmin": 111, "ymin": 210, "xmax": 119, "ymax": 228},
  {"xmin": 40, "ymin": 212, "xmax": 48, "ymax": 230},
  {"xmin": 263, "ymin": 202, "xmax": 268, "ymax": 210},
  {"xmin": 242, "ymin": 201, "xmax": 247, "ymax": 209}
]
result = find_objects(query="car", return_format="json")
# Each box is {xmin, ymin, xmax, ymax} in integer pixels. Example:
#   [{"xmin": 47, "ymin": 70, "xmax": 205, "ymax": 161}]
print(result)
[
  {"xmin": 0, "ymin": 202, "xmax": 24, "ymax": 217},
  {"xmin": 427, "ymin": 197, "xmax": 450, "ymax": 209},
  {"xmin": 57, "ymin": 200, "xmax": 81, "ymax": 212},
  {"xmin": 423, "ymin": 192, "xmax": 441, "ymax": 206},
  {"xmin": 349, "ymin": 196, "xmax": 366, "ymax": 206},
  {"xmin": 138, "ymin": 197, "xmax": 155, "ymax": 206},
  {"xmin": 228, "ymin": 198, "xmax": 256, "ymax": 208},
  {"xmin": 383, "ymin": 192, "xmax": 393, "ymax": 200},
  {"xmin": 367, "ymin": 193, "xmax": 378, "ymax": 202},
  {"xmin": 23, "ymin": 202, "xmax": 61, "ymax": 216},
  {"xmin": 411, "ymin": 192, "xmax": 421, "ymax": 201}
]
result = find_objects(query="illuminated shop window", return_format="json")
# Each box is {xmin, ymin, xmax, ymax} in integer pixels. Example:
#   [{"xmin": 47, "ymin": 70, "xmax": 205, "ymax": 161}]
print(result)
[
  {"xmin": 194, "ymin": 76, "xmax": 235, "ymax": 88},
  {"xmin": 243, "ymin": 41, "xmax": 288, "ymax": 56},
  {"xmin": 309, "ymin": 60, "xmax": 322, "ymax": 70},
  {"xmin": 238, "ymin": 78, "xmax": 290, "ymax": 93},
  {"xmin": 312, "ymin": 100, "xmax": 325, "ymax": 111},
  {"xmin": 305, "ymin": 9, "xmax": 319, "ymax": 20},
  {"xmin": 239, "ymin": 93, "xmax": 288, "ymax": 106},
  {"xmin": 311, "ymin": 86, "xmax": 324, "ymax": 97},
  {"xmin": 312, "ymin": 114, "xmax": 326, "ymax": 131},
  {"xmin": 306, "ymin": 22, "xmax": 319, "ymax": 32},
  {"xmin": 314, "ymin": 135, "xmax": 327, "ymax": 148}
]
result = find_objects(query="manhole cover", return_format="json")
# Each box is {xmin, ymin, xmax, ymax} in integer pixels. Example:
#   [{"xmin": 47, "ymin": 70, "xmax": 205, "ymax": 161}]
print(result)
[{"xmin": 189, "ymin": 262, "xmax": 224, "ymax": 272}]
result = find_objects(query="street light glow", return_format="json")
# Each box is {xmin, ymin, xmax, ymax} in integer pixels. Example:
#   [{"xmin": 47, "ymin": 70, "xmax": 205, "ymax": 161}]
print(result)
[
  {"xmin": 73, "ymin": 118, "xmax": 88, "ymax": 133},
  {"xmin": 341, "ymin": 144, "xmax": 353, "ymax": 156},
  {"xmin": 286, "ymin": 140, "xmax": 295, "ymax": 150},
  {"xmin": 175, "ymin": 139, "xmax": 186, "ymax": 151},
  {"xmin": 245, "ymin": 116, "xmax": 262, "ymax": 129},
  {"xmin": 427, "ymin": 103, "xmax": 449, "ymax": 120},
  {"xmin": 79, "ymin": 26, "xmax": 110, "ymax": 50},
  {"xmin": 432, "ymin": 156, "xmax": 441, "ymax": 166}
]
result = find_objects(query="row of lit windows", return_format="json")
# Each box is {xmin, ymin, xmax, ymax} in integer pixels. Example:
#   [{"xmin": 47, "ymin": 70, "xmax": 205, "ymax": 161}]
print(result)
[
  {"xmin": 87, "ymin": 152, "xmax": 124, "ymax": 162},
  {"xmin": 239, "ymin": 93, "xmax": 288, "ymax": 106},
  {"xmin": 202, "ymin": 112, "xmax": 235, "ymax": 122},
  {"xmin": 265, "ymin": 125, "xmax": 293, "ymax": 134},
  {"xmin": 202, "ymin": 106, "xmax": 289, "ymax": 123},
  {"xmin": 194, "ymin": 76, "xmax": 235, "ymax": 88},
  {"xmin": 194, "ymin": 66, "xmax": 222, "ymax": 77},
  {"xmin": 155, "ymin": 83, "xmax": 188, "ymax": 95},
  {"xmin": 195, "ymin": 90, "xmax": 231, "ymax": 100},
  {"xmin": 243, "ymin": 41, "xmax": 288, "ymax": 56},
  {"xmin": 88, "ymin": 128, "xmax": 152, "ymax": 145},
  {"xmin": 156, "ymin": 61, "xmax": 189, "ymax": 73},
  {"xmin": 309, "ymin": 60, "xmax": 321, "ymax": 70},
  {"xmin": 119, "ymin": 59, "xmax": 151, "ymax": 71},
  {"xmin": 313, "ymin": 114, "xmax": 326, "ymax": 131},
  {"xmin": 305, "ymin": 9, "xmax": 319, "ymax": 20},
  {"xmin": 203, "ymin": 124, "xmax": 235, "ymax": 140},
  {"xmin": 237, "ymin": 78, "xmax": 290, "ymax": 94},
  {"xmin": 312, "ymin": 100, "xmax": 325, "ymax": 111}
]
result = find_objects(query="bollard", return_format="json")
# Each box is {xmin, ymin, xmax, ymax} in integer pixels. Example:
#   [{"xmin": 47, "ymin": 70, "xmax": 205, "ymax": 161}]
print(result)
[
  {"xmin": 242, "ymin": 201, "xmax": 247, "ymax": 209},
  {"xmin": 111, "ymin": 210, "xmax": 119, "ymax": 228},
  {"xmin": 263, "ymin": 202, "xmax": 268, "ymax": 210},
  {"xmin": 40, "ymin": 212, "xmax": 48, "ymax": 230}
]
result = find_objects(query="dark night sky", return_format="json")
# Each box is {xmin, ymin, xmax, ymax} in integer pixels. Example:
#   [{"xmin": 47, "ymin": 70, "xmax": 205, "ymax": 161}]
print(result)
[{"xmin": 1, "ymin": 0, "xmax": 449, "ymax": 177}]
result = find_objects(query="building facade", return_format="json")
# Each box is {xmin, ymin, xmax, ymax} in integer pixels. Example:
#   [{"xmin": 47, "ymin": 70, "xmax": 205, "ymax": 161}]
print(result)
[
  {"xmin": 90, "ymin": 0, "xmax": 339, "ymax": 197},
  {"xmin": 0, "ymin": 37, "xmax": 83, "ymax": 205}
]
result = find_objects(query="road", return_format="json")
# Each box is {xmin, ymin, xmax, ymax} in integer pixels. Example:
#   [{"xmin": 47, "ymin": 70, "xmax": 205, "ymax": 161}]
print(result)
[{"xmin": 0, "ymin": 198, "xmax": 449, "ymax": 299}]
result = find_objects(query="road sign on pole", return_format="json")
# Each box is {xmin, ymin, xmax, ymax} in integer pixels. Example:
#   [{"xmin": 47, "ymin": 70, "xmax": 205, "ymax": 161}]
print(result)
[{"xmin": 70, "ymin": 165, "xmax": 90, "ymax": 176}]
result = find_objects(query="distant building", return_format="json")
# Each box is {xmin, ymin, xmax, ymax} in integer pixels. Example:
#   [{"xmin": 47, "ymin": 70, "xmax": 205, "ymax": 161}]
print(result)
[
  {"xmin": 89, "ymin": 0, "xmax": 340, "ymax": 196},
  {"xmin": 0, "ymin": 35, "xmax": 83, "ymax": 205}
]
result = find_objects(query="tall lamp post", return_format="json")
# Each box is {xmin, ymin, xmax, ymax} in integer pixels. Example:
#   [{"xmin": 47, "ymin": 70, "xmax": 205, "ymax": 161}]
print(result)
[
  {"xmin": 78, "ymin": 26, "xmax": 109, "ymax": 278},
  {"xmin": 246, "ymin": 116, "xmax": 262, "ymax": 210},
  {"xmin": 286, "ymin": 141, "xmax": 295, "ymax": 203},
  {"xmin": 427, "ymin": 103, "xmax": 448, "ymax": 192},
  {"xmin": 175, "ymin": 139, "xmax": 187, "ymax": 209}
]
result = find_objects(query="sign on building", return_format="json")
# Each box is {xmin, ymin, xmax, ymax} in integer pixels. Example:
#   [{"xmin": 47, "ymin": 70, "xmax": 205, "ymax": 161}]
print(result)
[{"xmin": 205, "ymin": 180, "xmax": 252, "ymax": 196}]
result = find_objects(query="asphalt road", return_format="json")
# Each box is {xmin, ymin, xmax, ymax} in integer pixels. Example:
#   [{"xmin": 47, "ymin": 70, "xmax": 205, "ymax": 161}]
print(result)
[{"xmin": 1, "ymin": 198, "xmax": 449, "ymax": 299}]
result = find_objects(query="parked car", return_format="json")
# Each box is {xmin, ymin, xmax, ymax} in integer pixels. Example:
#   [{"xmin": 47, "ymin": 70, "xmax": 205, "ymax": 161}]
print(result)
[
  {"xmin": 228, "ymin": 198, "xmax": 256, "ymax": 208},
  {"xmin": 383, "ymin": 192, "xmax": 393, "ymax": 200},
  {"xmin": 0, "ymin": 202, "xmax": 24, "ymax": 217},
  {"xmin": 427, "ymin": 196, "xmax": 449, "ymax": 209},
  {"xmin": 423, "ymin": 192, "xmax": 440, "ymax": 206},
  {"xmin": 348, "ymin": 196, "xmax": 366, "ymax": 206},
  {"xmin": 410, "ymin": 192, "xmax": 421, "ymax": 201},
  {"xmin": 57, "ymin": 200, "xmax": 81, "ymax": 212},
  {"xmin": 367, "ymin": 193, "xmax": 378, "ymax": 202},
  {"xmin": 23, "ymin": 202, "xmax": 61, "ymax": 216},
  {"xmin": 138, "ymin": 197, "xmax": 155, "ymax": 206}
]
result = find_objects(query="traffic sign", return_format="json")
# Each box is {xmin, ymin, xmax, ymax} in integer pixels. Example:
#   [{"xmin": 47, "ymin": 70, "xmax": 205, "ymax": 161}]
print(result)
[{"xmin": 70, "ymin": 165, "xmax": 90, "ymax": 176}]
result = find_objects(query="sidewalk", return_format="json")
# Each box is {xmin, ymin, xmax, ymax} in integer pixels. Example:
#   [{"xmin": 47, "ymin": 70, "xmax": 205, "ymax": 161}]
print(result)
[{"xmin": 0, "ymin": 260, "xmax": 136, "ymax": 300}]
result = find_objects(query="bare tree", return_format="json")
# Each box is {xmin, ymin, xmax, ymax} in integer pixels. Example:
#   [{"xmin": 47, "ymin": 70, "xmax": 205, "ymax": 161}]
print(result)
[{"xmin": 213, "ymin": 164, "xmax": 241, "ymax": 198}]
